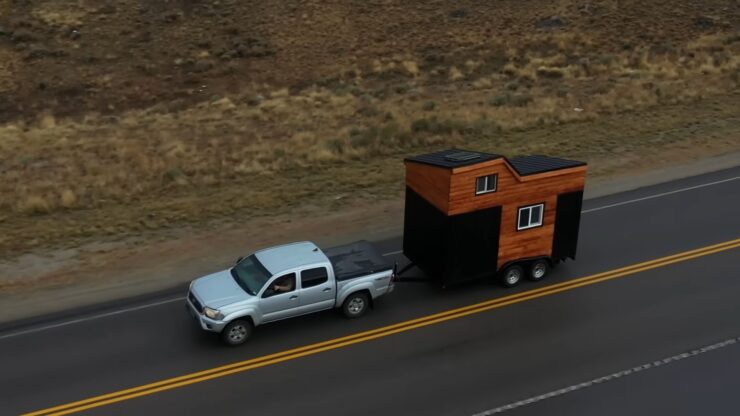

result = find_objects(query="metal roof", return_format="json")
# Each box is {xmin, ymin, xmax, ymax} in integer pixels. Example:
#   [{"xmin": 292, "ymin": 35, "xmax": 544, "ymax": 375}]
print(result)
[
  {"xmin": 507, "ymin": 155, "xmax": 587, "ymax": 176},
  {"xmin": 255, "ymin": 241, "xmax": 329, "ymax": 275},
  {"xmin": 405, "ymin": 148, "xmax": 502, "ymax": 168}
]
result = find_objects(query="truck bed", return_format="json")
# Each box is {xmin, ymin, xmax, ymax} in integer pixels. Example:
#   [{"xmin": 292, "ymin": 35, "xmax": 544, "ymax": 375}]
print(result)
[{"xmin": 324, "ymin": 240, "xmax": 393, "ymax": 281}]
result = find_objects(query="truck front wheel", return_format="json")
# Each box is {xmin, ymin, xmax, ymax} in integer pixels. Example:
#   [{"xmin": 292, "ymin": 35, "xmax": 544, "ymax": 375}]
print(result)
[
  {"xmin": 500, "ymin": 264, "xmax": 524, "ymax": 288},
  {"xmin": 222, "ymin": 319, "xmax": 253, "ymax": 346},
  {"xmin": 342, "ymin": 292, "xmax": 370, "ymax": 319}
]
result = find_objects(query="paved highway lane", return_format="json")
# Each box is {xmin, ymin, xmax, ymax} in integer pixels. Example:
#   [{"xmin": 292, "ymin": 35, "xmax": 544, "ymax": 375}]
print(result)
[
  {"xmin": 489, "ymin": 335, "xmax": 740, "ymax": 416},
  {"xmin": 77, "ymin": 249, "xmax": 740, "ymax": 416},
  {"xmin": 1, "ymin": 167, "xmax": 739, "ymax": 415}
]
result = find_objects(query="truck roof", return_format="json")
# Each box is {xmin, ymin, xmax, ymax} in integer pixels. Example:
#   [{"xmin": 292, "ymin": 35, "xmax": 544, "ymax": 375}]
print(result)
[{"xmin": 254, "ymin": 241, "xmax": 329, "ymax": 275}]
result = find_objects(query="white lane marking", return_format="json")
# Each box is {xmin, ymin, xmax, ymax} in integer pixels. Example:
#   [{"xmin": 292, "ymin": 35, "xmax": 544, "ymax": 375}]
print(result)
[
  {"xmin": 471, "ymin": 336, "xmax": 740, "ymax": 415},
  {"xmin": 0, "ymin": 297, "xmax": 184, "ymax": 340},
  {"xmin": 582, "ymin": 176, "xmax": 739, "ymax": 213},
  {"xmin": 1, "ymin": 174, "xmax": 737, "ymax": 339}
]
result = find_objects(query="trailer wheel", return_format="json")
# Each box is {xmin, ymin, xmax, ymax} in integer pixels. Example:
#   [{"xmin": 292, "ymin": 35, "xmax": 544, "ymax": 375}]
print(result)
[
  {"xmin": 342, "ymin": 292, "xmax": 370, "ymax": 319},
  {"xmin": 221, "ymin": 319, "xmax": 253, "ymax": 346},
  {"xmin": 528, "ymin": 259, "xmax": 549, "ymax": 282},
  {"xmin": 501, "ymin": 264, "xmax": 524, "ymax": 288}
]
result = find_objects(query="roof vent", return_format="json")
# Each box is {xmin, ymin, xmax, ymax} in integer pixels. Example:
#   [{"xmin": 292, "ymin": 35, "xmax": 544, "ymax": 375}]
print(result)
[{"xmin": 444, "ymin": 151, "xmax": 481, "ymax": 162}]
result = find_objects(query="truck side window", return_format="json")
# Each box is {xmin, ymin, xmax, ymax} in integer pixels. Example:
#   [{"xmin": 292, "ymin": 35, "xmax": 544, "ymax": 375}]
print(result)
[{"xmin": 301, "ymin": 267, "xmax": 328, "ymax": 288}]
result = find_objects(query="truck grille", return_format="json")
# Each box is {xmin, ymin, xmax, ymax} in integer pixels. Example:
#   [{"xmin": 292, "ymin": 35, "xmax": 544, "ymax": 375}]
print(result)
[{"xmin": 188, "ymin": 291, "xmax": 203, "ymax": 313}]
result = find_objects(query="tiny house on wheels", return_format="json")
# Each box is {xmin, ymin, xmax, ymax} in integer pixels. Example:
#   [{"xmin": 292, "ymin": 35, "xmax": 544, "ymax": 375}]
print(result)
[{"xmin": 402, "ymin": 148, "xmax": 587, "ymax": 287}]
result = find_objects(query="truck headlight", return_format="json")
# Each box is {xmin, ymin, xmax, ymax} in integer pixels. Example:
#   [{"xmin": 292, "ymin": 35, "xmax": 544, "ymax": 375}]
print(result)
[{"xmin": 203, "ymin": 307, "xmax": 223, "ymax": 320}]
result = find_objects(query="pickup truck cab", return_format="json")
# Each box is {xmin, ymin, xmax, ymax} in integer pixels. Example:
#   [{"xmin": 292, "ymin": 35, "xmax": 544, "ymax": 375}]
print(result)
[{"xmin": 187, "ymin": 240, "xmax": 395, "ymax": 345}]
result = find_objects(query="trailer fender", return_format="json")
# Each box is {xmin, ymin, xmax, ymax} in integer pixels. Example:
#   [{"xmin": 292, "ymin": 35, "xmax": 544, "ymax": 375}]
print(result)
[{"xmin": 497, "ymin": 256, "xmax": 554, "ymax": 274}]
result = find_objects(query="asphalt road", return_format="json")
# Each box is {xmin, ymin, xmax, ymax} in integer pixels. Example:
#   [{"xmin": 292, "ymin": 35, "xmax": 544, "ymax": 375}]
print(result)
[{"xmin": 1, "ymin": 167, "xmax": 739, "ymax": 416}]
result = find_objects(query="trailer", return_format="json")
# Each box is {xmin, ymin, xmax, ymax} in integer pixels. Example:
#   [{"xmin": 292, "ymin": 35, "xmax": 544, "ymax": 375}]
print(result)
[{"xmin": 402, "ymin": 148, "xmax": 587, "ymax": 287}]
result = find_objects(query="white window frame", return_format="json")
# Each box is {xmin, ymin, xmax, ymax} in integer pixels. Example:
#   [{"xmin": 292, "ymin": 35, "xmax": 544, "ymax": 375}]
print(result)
[
  {"xmin": 475, "ymin": 174, "xmax": 498, "ymax": 195},
  {"xmin": 517, "ymin": 203, "xmax": 544, "ymax": 230}
]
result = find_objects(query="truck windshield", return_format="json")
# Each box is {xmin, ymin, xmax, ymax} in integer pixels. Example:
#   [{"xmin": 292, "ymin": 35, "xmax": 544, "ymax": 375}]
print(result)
[{"xmin": 231, "ymin": 255, "xmax": 271, "ymax": 296}]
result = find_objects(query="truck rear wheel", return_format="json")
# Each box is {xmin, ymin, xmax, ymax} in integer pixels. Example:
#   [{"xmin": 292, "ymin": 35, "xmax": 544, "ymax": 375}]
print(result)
[
  {"xmin": 528, "ymin": 259, "xmax": 549, "ymax": 282},
  {"xmin": 342, "ymin": 292, "xmax": 369, "ymax": 318},
  {"xmin": 501, "ymin": 264, "xmax": 524, "ymax": 288},
  {"xmin": 222, "ymin": 319, "xmax": 253, "ymax": 346}
]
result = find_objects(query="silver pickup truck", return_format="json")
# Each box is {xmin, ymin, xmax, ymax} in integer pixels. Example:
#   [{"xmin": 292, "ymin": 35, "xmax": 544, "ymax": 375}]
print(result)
[{"xmin": 187, "ymin": 240, "xmax": 395, "ymax": 345}]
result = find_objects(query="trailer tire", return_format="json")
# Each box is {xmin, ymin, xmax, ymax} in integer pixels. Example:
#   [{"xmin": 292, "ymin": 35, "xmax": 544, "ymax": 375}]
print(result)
[
  {"xmin": 501, "ymin": 264, "xmax": 524, "ymax": 288},
  {"xmin": 221, "ymin": 319, "xmax": 253, "ymax": 346},
  {"xmin": 342, "ymin": 292, "xmax": 370, "ymax": 319},
  {"xmin": 528, "ymin": 259, "xmax": 549, "ymax": 282}
]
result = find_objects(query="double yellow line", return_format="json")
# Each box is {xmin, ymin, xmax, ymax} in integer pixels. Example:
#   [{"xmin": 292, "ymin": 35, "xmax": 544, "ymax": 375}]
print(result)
[{"xmin": 26, "ymin": 238, "xmax": 740, "ymax": 416}]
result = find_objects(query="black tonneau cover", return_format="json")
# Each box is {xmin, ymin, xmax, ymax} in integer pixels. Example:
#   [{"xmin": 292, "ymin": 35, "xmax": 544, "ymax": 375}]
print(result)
[{"xmin": 324, "ymin": 240, "xmax": 393, "ymax": 281}]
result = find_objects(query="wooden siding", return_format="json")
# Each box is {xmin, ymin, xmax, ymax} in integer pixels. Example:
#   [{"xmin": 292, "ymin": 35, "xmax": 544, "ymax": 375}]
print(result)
[
  {"xmin": 497, "ymin": 195, "xmax": 557, "ymax": 268},
  {"xmin": 448, "ymin": 161, "xmax": 586, "ymax": 216},
  {"xmin": 404, "ymin": 162, "xmax": 452, "ymax": 213}
]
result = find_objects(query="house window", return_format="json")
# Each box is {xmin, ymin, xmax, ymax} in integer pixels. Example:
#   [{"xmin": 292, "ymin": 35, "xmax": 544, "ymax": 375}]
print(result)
[
  {"xmin": 475, "ymin": 174, "xmax": 497, "ymax": 195},
  {"xmin": 517, "ymin": 203, "xmax": 544, "ymax": 230}
]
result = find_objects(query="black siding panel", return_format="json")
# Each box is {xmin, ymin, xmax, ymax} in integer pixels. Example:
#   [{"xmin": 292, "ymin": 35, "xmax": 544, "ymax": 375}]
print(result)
[
  {"xmin": 403, "ymin": 186, "xmax": 501, "ymax": 284},
  {"xmin": 403, "ymin": 186, "xmax": 450, "ymax": 279},
  {"xmin": 552, "ymin": 190, "xmax": 584, "ymax": 260},
  {"xmin": 446, "ymin": 206, "xmax": 501, "ymax": 282}
]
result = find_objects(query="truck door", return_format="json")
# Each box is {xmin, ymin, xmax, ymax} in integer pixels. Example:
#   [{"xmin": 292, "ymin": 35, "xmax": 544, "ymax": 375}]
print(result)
[
  {"xmin": 259, "ymin": 273, "xmax": 300, "ymax": 322},
  {"xmin": 297, "ymin": 266, "xmax": 335, "ymax": 314}
]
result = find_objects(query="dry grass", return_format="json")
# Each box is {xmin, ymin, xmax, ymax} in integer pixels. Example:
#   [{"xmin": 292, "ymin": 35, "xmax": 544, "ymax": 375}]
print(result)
[
  {"xmin": 3, "ymin": 32, "xmax": 738, "ymax": 216},
  {"xmin": 1, "ymin": 1, "xmax": 739, "ymax": 257}
]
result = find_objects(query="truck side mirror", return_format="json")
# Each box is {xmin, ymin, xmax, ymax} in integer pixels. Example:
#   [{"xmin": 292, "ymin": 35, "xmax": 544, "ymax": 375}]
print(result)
[{"xmin": 262, "ymin": 288, "xmax": 275, "ymax": 298}]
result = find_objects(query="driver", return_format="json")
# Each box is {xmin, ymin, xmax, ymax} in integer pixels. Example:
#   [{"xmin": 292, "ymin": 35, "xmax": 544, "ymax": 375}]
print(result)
[{"xmin": 273, "ymin": 275, "xmax": 295, "ymax": 293}]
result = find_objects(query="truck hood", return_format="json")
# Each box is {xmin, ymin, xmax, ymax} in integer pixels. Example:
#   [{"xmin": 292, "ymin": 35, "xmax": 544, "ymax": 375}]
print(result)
[{"xmin": 191, "ymin": 269, "xmax": 251, "ymax": 309}]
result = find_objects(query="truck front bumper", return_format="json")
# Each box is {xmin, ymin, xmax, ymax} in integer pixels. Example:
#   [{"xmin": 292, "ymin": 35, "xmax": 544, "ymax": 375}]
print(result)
[{"xmin": 186, "ymin": 300, "xmax": 227, "ymax": 333}]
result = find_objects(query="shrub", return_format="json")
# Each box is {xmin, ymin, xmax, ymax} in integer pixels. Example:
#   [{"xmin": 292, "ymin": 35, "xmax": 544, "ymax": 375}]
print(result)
[
  {"xmin": 164, "ymin": 168, "xmax": 185, "ymax": 181},
  {"xmin": 505, "ymin": 81, "xmax": 520, "ymax": 91},
  {"xmin": 17, "ymin": 195, "xmax": 52, "ymax": 215},
  {"xmin": 411, "ymin": 118, "xmax": 431, "ymax": 133},
  {"xmin": 349, "ymin": 127, "xmax": 378, "ymax": 148},
  {"xmin": 510, "ymin": 94, "xmax": 533, "ymax": 107},
  {"xmin": 356, "ymin": 105, "xmax": 380, "ymax": 117},
  {"xmin": 449, "ymin": 9, "xmax": 469, "ymax": 19},
  {"xmin": 489, "ymin": 93, "xmax": 510, "ymax": 107},
  {"xmin": 536, "ymin": 67, "xmax": 565, "ymax": 79},
  {"xmin": 488, "ymin": 92, "xmax": 532, "ymax": 107},
  {"xmin": 60, "ymin": 190, "xmax": 78, "ymax": 208},
  {"xmin": 325, "ymin": 138, "xmax": 345, "ymax": 155},
  {"xmin": 411, "ymin": 118, "xmax": 457, "ymax": 135}
]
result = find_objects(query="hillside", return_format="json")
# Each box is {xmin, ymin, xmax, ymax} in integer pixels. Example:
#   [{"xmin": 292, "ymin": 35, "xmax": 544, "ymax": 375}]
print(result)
[
  {"xmin": 1, "ymin": 1, "xmax": 738, "ymax": 120},
  {"xmin": 0, "ymin": 0, "xmax": 739, "ymax": 263}
]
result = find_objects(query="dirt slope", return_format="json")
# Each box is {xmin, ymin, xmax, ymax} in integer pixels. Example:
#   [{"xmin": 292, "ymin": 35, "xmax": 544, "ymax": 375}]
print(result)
[
  {"xmin": 1, "ymin": 0, "xmax": 737, "ymax": 121},
  {"xmin": 0, "ymin": 0, "xmax": 738, "ymax": 268}
]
